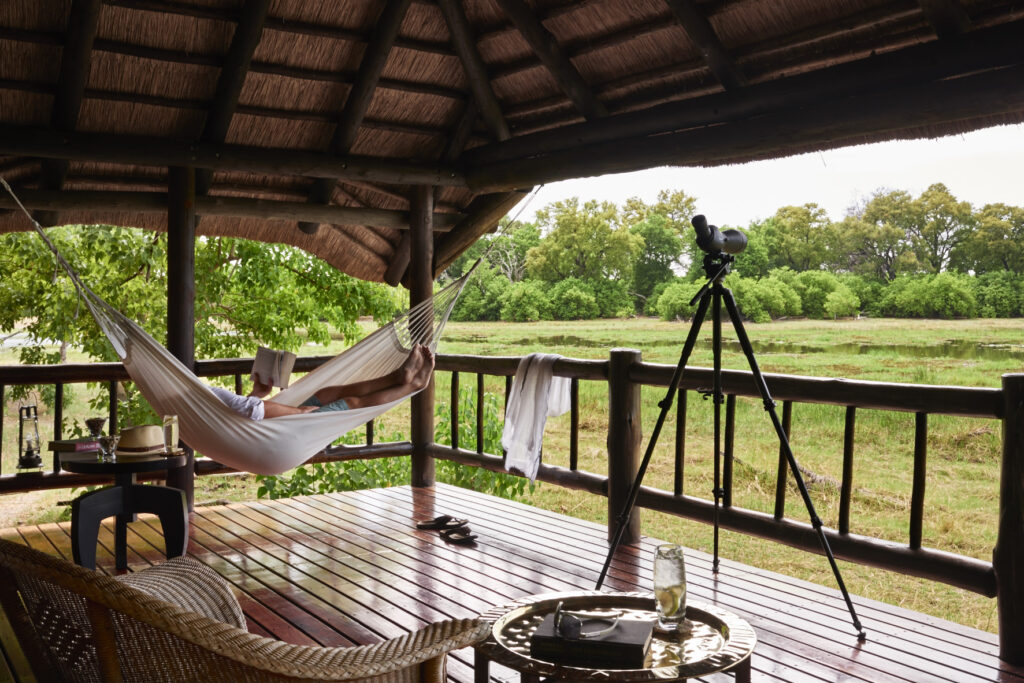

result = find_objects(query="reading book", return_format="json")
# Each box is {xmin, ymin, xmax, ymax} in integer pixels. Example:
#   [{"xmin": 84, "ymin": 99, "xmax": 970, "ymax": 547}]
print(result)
[
  {"xmin": 530, "ymin": 613, "xmax": 654, "ymax": 669},
  {"xmin": 252, "ymin": 347, "xmax": 297, "ymax": 388}
]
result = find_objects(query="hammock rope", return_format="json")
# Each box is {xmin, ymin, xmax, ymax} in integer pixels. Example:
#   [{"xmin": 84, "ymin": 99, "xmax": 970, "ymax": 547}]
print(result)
[{"xmin": 0, "ymin": 178, "xmax": 472, "ymax": 474}]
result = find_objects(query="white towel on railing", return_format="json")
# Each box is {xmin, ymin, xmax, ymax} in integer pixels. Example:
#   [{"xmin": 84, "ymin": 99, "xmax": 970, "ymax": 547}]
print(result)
[{"xmin": 502, "ymin": 353, "xmax": 571, "ymax": 481}]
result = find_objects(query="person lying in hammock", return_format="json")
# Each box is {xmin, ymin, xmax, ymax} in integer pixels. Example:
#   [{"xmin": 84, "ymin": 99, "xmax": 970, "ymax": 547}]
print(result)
[{"xmin": 209, "ymin": 345, "xmax": 435, "ymax": 420}]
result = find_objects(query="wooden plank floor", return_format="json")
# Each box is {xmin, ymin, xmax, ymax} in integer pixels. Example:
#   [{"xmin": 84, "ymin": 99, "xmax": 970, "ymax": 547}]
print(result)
[{"xmin": 2, "ymin": 483, "xmax": 1022, "ymax": 682}]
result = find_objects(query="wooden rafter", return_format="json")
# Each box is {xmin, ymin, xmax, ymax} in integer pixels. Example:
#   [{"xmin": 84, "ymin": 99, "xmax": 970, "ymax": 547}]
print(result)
[
  {"xmin": 494, "ymin": 0, "xmax": 607, "ymax": 120},
  {"xmin": 433, "ymin": 191, "xmax": 530, "ymax": 278},
  {"xmin": 664, "ymin": 0, "xmax": 746, "ymax": 89},
  {"xmin": 37, "ymin": 0, "xmax": 102, "ymax": 223},
  {"xmin": 438, "ymin": 0, "xmax": 510, "ymax": 142},
  {"xmin": 0, "ymin": 126, "xmax": 466, "ymax": 187},
  {"xmin": 195, "ymin": 0, "xmax": 271, "ymax": 196},
  {"xmin": 0, "ymin": 189, "xmax": 462, "ymax": 230},
  {"xmin": 299, "ymin": 0, "xmax": 414, "ymax": 234},
  {"xmin": 917, "ymin": 0, "xmax": 970, "ymax": 39}
]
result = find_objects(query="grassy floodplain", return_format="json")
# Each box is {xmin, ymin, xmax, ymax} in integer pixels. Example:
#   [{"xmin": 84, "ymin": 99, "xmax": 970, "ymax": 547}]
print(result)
[
  {"xmin": 434, "ymin": 316, "xmax": 1023, "ymax": 633},
  {"xmin": 2, "ymin": 317, "xmax": 1022, "ymax": 632}
]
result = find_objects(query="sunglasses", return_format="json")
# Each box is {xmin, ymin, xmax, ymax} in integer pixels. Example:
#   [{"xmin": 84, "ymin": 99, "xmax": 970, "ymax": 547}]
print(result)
[{"xmin": 553, "ymin": 601, "xmax": 621, "ymax": 640}]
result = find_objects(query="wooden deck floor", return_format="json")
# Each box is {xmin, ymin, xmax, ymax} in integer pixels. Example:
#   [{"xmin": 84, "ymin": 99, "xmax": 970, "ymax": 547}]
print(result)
[{"xmin": 2, "ymin": 483, "xmax": 1022, "ymax": 682}]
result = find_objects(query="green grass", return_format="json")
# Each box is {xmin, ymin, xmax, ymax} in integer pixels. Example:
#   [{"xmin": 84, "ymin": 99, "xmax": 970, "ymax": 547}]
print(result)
[{"xmin": 2, "ymin": 316, "xmax": 1019, "ymax": 633}]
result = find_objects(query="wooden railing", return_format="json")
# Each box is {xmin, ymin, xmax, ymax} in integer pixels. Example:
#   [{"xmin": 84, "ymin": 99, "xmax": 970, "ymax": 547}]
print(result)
[{"xmin": 0, "ymin": 351, "xmax": 1021, "ymax": 662}]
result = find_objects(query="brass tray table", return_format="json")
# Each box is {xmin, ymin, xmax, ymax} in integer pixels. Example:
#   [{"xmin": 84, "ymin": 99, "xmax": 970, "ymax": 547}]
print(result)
[{"xmin": 474, "ymin": 591, "xmax": 756, "ymax": 682}]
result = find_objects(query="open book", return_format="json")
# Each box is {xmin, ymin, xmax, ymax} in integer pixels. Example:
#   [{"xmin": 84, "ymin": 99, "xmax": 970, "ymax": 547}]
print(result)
[{"xmin": 251, "ymin": 347, "xmax": 297, "ymax": 388}]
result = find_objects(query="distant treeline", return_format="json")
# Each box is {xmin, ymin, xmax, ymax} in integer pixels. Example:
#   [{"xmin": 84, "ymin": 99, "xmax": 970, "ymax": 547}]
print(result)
[{"xmin": 443, "ymin": 184, "xmax": 1024, "ymax": 322}]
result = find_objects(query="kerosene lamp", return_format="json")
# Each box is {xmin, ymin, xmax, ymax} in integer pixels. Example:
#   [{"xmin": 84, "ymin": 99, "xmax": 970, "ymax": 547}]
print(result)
[{"xmin": 18, "ymin": 405, "xmax": 43, "ymax": 473}]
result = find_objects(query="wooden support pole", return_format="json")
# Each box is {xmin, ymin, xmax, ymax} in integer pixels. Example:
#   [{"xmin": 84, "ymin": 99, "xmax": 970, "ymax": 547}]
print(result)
[
  {"xmin": 409, "ymin": 185, "xmax": 435, "ymax": 487},
  {"xmin": 664, "ymin": 0, "xmax": 745, "ymax": 89},
  {"xmin": 995, "ymin": 373, "xmax": 1024, "ymax": 664},
  {"xmin": 165, "ymin": 166, "xmax": 196, "ymax": 511},
  {"xmin": 909, "ymin": 412, "xmax": 928, "ymax": 550},
  {"xmin": 607, "ymin": 348, "xmax": 642, "ymax": 545}
]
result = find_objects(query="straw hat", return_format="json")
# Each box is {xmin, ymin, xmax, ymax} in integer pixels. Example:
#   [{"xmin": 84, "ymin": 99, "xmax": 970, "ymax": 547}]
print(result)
[{"xmin": 116, "ymin": 425, "xmax": 164, "ymax": 456}]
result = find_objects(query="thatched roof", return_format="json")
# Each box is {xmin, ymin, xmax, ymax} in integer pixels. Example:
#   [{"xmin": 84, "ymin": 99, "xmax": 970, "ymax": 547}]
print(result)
[{"xmin": 1, "ymin": 0, "xmax": 1022, "ymax": 284}]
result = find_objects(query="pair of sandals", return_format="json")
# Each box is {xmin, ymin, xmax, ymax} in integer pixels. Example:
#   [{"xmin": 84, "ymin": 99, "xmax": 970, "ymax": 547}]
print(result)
[{"xmin": 415, "ymin": 514, "xmax": 477, "ymax": 545}]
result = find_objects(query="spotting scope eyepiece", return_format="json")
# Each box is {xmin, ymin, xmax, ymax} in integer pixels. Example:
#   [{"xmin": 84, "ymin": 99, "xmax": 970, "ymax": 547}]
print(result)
[{"xmin": 690, "ymin": 214, "xmax": 747, "ymax": 255}]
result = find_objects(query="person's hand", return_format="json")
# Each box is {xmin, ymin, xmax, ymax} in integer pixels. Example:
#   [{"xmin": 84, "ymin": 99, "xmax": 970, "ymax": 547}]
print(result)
[{"xmin": 249, "ymin": 376, "xmax": 273, "ymax": 398}]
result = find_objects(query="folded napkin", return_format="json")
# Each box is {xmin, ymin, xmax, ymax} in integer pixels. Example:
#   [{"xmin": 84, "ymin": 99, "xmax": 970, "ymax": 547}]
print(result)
[{"xmin": 502, "ymin": 353, "xmax": 571, "ymax": 481}]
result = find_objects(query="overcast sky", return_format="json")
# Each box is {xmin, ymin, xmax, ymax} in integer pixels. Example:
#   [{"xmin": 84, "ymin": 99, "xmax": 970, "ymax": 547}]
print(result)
[{"xmin": 516, "ymin": 123, "xmax": 1024, "ymax": 229}]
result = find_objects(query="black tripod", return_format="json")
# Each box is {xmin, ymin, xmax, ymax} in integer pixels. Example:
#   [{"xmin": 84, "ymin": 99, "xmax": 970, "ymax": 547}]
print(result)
[{"xmin": 595, "ymin": 216, "xmax": 866, "ymax": 640}]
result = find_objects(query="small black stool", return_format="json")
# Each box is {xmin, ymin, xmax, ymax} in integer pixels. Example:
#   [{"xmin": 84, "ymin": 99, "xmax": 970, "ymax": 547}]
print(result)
[{"xmin": 61, "ymin": 452, "xmax": 189, "ymax": 571}]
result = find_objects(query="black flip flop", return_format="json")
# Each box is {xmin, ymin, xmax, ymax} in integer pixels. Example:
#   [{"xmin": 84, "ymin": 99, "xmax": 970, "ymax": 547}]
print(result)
[
  {"xmin": 440, "ymin": 526, "xmax": 477, "ymax": 545},
  {"xmin": 415, "ymin": 514, "xmax": 468, "ymax": 531}
]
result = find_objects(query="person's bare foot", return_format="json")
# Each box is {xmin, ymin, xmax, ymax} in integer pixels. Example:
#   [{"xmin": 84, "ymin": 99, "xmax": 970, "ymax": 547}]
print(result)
[
  {"xmin": 410, "ymin": 348, "xmax": 435, "ymax": 390},
  {"xmin": 398, "ymin": 345, "xmax": 425, "ymax": 383}
]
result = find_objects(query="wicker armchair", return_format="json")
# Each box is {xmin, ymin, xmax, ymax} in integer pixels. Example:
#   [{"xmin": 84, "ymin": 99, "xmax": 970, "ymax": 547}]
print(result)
[{"xmin": 0, "ymin": 538, "xmax": 489, "ymax": 682}]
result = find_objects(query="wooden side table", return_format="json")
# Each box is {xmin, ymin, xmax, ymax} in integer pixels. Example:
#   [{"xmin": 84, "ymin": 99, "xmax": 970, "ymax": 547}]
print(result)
[
  {"xmin": 61, "ymin": 452, "xmax": 189, "ymax": 571},
  {"xmin": 475, "ymin": 591, "xmax": 756, "ymax": 682}
]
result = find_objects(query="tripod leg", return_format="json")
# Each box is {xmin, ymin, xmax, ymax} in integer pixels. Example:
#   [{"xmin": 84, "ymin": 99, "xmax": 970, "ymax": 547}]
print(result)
[
  {"xmin": 720, "ymin": 288, "xmax": 866, "ymax": 639},
  {"xmin": 595, "ymin": 289, "xmax": 712, "ymax": 590},
  {"xmin": 712, "ymin": 287, "xmax": 723, "ymax": 573}
]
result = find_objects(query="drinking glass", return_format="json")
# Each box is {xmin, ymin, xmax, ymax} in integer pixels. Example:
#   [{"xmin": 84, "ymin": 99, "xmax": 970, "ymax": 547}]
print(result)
[
  {"xmin": 85, "ymin": 417, "xmax": 106, "ymax": 439},
  {"xmin": 162, "ymin": 415, "xmax": 179, "ymax": 454},
  {"xmin": 653, "ymin": 544, "xmax": 687, "ymax": 632},
  {"xmin": 98, "ymin": 434, "xmax": 119, "ymax": 463}
]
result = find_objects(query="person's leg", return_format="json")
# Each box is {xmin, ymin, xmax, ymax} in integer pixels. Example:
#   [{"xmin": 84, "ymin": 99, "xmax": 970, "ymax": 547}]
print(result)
[
  {"xmin": 312, "ymin": 346, "xmax": 424, "ymax": 405},
  {"xmin": 334, "ymin": 348, "xmax": 434, "ymax": 409}
]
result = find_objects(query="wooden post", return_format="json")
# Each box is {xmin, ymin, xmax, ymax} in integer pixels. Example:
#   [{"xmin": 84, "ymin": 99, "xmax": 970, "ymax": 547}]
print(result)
[
  {"xmin": 165, "ymin": 166, "xmax": 196, "ymax": 511},
  {"xmin": 409, "ymin": 185, "xmax": 435, "ymax": 487},
  {"xmin": 607, "ymin": 348, "xmax": 642, "ymax": 545},
  {"xmin": 995, "ymin": 373, "xmax": 1024, "ymax": 664}
]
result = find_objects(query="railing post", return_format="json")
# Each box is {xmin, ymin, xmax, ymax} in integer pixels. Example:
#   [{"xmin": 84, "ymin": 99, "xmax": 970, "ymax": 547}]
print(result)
[
  {"xmin": 607, "ymin": 348, "xmax": 642, "ymax": 545},
  {"xmin": 995, "ymin": 373, "xmax": 1024, "ymax": 664}
]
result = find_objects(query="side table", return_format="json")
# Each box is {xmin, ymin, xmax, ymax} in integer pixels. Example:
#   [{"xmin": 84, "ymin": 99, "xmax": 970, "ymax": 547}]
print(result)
[
  {"xmin": 61, "ymin": 452, "xmax": 189, "ymax": 571},
  {"xmin": 475, "ymin": 591, "xmax": 757, "ymax": 682}
]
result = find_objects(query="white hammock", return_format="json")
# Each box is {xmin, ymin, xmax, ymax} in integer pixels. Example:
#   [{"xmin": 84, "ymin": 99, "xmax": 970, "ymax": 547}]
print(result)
[{"xmin": 2, "ymin": 179, "xmax": 467, "ymax": 475}]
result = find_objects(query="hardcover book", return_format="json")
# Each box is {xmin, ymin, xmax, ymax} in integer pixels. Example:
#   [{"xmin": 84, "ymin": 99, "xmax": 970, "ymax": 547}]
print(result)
[
  {"xmin": 252, "ymin": 346, "xmax": 297, "ymax": 388},
  {"xmin": 530, "ymin": 613, "xmax": 654, "ymax": 669},
  {"xmin": 49, "ymin": 438, "xmax": 101, "ymax": 452}
]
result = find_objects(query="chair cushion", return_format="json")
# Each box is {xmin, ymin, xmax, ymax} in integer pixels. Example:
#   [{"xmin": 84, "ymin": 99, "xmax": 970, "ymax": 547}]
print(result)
[{"xmin": 117, "ymin": 556, "xmax": 246, "ymax": 628}]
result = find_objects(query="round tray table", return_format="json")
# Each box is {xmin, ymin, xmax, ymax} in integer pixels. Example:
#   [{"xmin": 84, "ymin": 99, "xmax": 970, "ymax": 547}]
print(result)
[{"xmin": 474, "ymin": 591, "xmax": 756, "ymax": 682}]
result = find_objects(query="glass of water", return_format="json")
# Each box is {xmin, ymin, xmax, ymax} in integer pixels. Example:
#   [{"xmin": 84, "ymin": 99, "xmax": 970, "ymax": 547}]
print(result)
[{"xmin": 653, "ymin": 544, "xmax": 687, "ymax": 632}]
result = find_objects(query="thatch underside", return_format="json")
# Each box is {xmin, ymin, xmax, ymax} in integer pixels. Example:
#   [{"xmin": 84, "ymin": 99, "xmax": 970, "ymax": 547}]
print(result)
[{"xmin": 1, "ymin": 0, "xmax": 1022, "ymax": 283}]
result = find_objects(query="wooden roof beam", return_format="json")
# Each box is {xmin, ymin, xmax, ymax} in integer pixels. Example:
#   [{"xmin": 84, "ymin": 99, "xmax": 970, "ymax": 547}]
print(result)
[
  {"xmin": 196, "ymin": 0, "xmax": 271, "ymax": 197},
  {"xmin": 0, "ymin": 125, "xmax": 465, "ymax": 186},
  {"xmin": 432, "ymin": 191, "xmax": 530, "ymax": 278},
  {"xmin": 438, "ymin": 0, "xmax": 511, "ymax": 142},
  {"xmin": 664, "ymin": 0, "xmax": 746, "ymax": 89},
  {"xmin": 300, "ymin": 0, "xmax": 414, "ymax": 235},
  {"xmin": 494, "ymin": 0, "xmax": 607, "ymax": 120},
  {"xmin": 0, "ymin": 189, "xmax": 462, "ymax": 230},
  {"xmin": 917, "ymin": 0, "xmax": 971, "ymax": 39},
  {"xmin": 467, "ymin": 62, "xmax": 1024, "ymax": 193},
  {"xmin": 37, "ymin": 0, "xmax": 102, "ymax": 224}
]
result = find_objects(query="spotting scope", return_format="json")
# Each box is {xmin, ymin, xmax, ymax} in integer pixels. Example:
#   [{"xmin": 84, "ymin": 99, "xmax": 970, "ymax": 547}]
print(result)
[{"xmin": 691, "ymin": 214, "xmax": 747, "ymax": 255}]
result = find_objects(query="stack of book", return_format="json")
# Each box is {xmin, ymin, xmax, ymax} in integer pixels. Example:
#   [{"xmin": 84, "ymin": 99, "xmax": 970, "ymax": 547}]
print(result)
[
  {"xmin": 530, "ymin": 613, "xmax": 655, "ymax": 669},
  {"xmin": 49, "ymin": 438, "xmax": 101, "ymax": 454}
]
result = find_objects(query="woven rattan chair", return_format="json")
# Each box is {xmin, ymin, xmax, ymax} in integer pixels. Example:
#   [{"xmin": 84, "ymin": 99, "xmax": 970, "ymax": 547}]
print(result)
[{"xmin": 0, "ymin": 538, "xmax": 489, "ymax": 682}]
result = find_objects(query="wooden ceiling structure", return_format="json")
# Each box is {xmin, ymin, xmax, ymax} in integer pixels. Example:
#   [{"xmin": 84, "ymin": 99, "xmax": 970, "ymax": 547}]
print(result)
[{"xmin": 1, "ymin": 0, "xmax": 1023, "ymax": 287}]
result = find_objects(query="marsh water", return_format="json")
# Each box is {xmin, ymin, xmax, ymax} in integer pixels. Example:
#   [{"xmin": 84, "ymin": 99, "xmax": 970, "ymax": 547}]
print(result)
[{"xmin": 504, "ymin": 335, "xmax": 1024, "ymax": 361}]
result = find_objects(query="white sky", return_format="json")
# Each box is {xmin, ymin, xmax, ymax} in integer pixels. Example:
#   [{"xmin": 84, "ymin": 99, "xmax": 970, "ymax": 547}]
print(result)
[{"xmin": 518, "ymin": 123, "xmax": 1024, "ymax": 229}]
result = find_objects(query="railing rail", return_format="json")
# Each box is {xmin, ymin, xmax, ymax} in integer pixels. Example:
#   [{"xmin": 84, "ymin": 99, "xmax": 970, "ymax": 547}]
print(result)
[{"xmin": 0, "ymin": 352, "xmax": 1020, "ymax": 662}]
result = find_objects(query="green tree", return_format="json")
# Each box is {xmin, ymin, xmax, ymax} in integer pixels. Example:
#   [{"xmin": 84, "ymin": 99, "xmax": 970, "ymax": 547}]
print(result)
[
  {"xmin": 842, "ymin": 190, "xmax": 920, "ymax": 280},
  {"xmin": 953, "ymin": 203, "xmax": 1024, "ymax": 275},
  {"xmin": 910, "ymin": 183, "xmax": 974, "ymax": 273},
  {"xmin": 488, "ymin": 220, "xmax": 541, "ymax": 282},
  {"xmin": 450, "ymin": 262, "xmax": 509, "ymax": 321},
  {"xmin": 760, "ymin": 204, "xmax": 836, "ymax": 272},
  {"xmin": 630, "ymin": 214, "xmax": 683, "ymax": 311},
  {"xmin": 526, "ymin": 199, "xmax": 642, "ymax": 283},
  {"xmin": 0, "ymin": 227, "xmax": 400, "ymax": 419},
  {"xmin": 548, "ymin": 279, "xmax": 600, "ymax": 320},
  {"xmin": 499, "ymin": 281, "xmax": 550, "ymax": 321}
]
